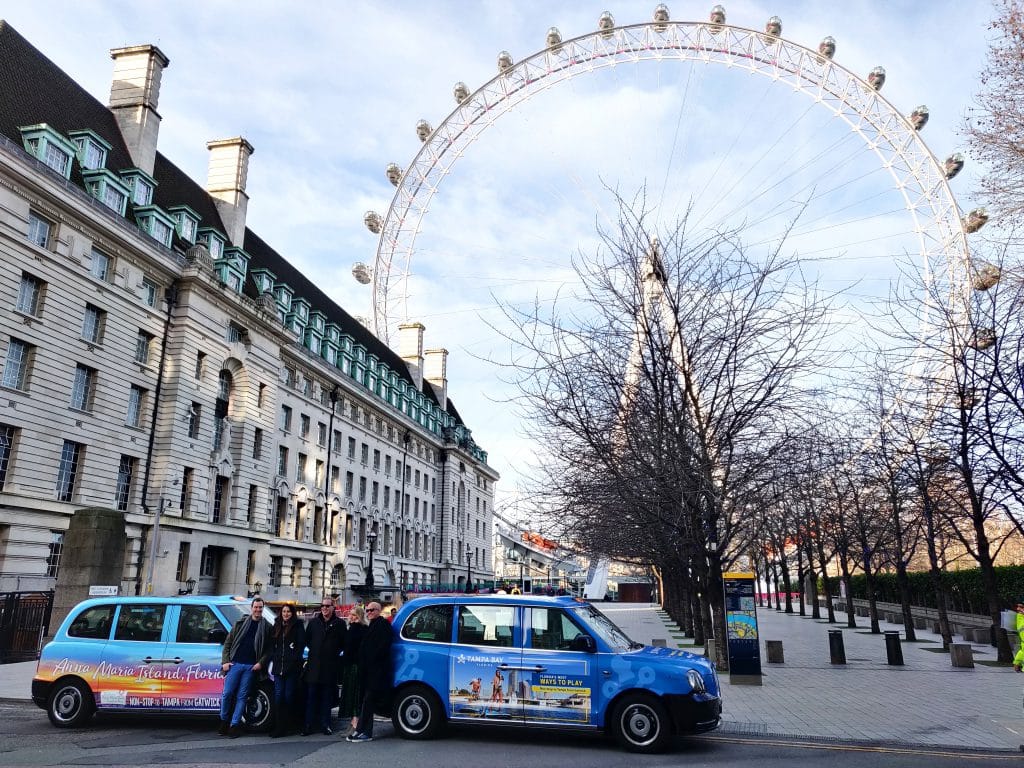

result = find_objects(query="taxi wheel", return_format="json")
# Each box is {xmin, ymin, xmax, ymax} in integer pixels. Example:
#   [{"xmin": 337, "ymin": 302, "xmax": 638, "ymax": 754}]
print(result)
[
  {"xmin": 46, "ymin": 678, "xmax": 94, "ymax": 728},
  {"xmin": 611, "ymin": 694, "xmax": 671, "ymax": 754},
  {"xmin": 244, "ymin": 684, "xmax": 273, "ymax": 732},
  {"xmin": 392, "ymin": 684, "xmax": 444, "ymax": 740}
]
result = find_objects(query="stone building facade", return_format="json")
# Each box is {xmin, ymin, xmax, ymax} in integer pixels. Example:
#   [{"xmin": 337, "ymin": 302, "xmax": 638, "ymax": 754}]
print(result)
[{"xmin": 0, "ymin": 22, "xmax": 497, "ymax": 603}]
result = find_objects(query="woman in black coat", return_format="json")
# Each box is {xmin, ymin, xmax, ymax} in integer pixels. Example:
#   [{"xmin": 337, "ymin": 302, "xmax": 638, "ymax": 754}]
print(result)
[
  {"xmin": 338, "ymin": 604, "xmax": 367, "ymax": 734},
  {"xmin": 269, "ymin": 603, "xmax": 306, "ymax": 737}
]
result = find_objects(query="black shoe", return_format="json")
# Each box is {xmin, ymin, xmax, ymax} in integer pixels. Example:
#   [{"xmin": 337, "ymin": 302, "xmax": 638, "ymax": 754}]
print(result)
[
  {"xmin": 228, "ymin": 725, "xmax": 243, "ymax": 739},
  {"xmin": 217, "ymin": 721, "xmax": 230, "ymax": 736},
  {"xmin": 322, "ymin": 727, "xmax": 333, "ymax": 735},
  {"xmin": 300, "ymin": 728, "xmax": 312, "ymax": 736}
]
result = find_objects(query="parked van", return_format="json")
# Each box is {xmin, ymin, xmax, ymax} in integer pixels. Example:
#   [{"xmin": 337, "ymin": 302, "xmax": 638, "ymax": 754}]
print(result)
[
  {"xmin": 32, "ymin": 596, "xmax": 275, "ymax": 730},
  {"xmin": 390, "ymin": 594, "xmax": 720, "ymax": 753}
]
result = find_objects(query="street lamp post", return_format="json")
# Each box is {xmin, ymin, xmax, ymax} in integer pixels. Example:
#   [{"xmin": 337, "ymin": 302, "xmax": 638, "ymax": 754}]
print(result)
[
  {"xmin": 465, "ymin": 543, "xmax": 473, "ymax": 593},
  {"xmin": 321, "ymin": 385, "xmax": 341, "ymax": 594},
  {"xmin": 366, "ymin": 530, "xmax": 378, "ymax": 592}
]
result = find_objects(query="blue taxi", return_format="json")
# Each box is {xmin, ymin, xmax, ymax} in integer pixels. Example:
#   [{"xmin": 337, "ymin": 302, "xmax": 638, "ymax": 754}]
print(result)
[{"xmin": 389, "ymin": 594, "xmax": 721, "ymax": 753}]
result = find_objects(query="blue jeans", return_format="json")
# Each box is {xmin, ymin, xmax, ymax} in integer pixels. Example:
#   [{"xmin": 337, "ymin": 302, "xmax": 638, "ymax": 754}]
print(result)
[
  {"xmin": 305, "ymin": 681, "xmax": 334, "ymax": 731},
  {"xmin": 220, "ymin": 663, "xmax": 255, "ymax": 727},
  {"xmin": 273, "ymin": 672, "xmax": 300, "ymax": 730}
]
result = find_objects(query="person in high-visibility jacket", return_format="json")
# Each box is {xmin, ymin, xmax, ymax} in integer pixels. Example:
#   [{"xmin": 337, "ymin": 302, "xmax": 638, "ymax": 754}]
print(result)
[{"xmin": 1013, "ymin": 600, "xmax": 1024, "ymax": 672}]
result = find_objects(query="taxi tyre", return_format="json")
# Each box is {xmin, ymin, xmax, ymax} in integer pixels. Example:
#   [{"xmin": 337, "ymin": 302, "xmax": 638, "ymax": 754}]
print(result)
[
  {"xmin": 392, "ymin": 684, "xmax": 445, "ymax": 740},
  {"xmin": 610, "ymin": 693, "xmax": 672, "ymax": 754},
  {"xmin": 46, "ymin": 677, "xmax": 94, "ymax": 728},
  {"xmin": 243, "ymin": 683, "xmax": 274, "ymax": 733}
]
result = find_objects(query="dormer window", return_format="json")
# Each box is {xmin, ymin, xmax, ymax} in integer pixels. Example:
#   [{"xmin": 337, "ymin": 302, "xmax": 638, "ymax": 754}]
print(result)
[
  {"xmin": 134, "ymin": 205, "xmax": 176, "ymax": 248},
  {"xmin": 251, "ymin": 269, "xmax": 276, "ymax": 295},
  {"xmin": 167, "ymin": 206, "xmax": 201, "ymax": 244},
  {"xmin": 121, "ymin": 170, "xmax": 156, "ymax": 207},
  {"xmin": 68, "ymin": 130, "xmax": 111, "ymax": 171},
  {"xmin": 81, "ymin": 169, "xmax": 130, "ymax": 215},
  {"xmin": 19, "ymin": 124, "xmax": 76, "ymax": 179},
  {"xmin": 197, "ymin": 229, "xmax": 226, "ymax": 259}
]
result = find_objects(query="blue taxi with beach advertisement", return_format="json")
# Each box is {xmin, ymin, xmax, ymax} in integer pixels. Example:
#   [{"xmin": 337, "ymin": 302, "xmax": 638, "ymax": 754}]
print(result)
[
  {"xmin": 389, "ymin": 594, "xmax": 721, "ymax": 753},
  {"xmin": 32, "ymin": 596, "xmax": 275, "ymax": 730}
]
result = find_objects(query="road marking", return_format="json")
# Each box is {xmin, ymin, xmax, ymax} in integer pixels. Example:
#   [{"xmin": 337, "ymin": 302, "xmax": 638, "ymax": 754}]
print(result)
[{"xmin": 699, "ymin": 734, "xmax": 1021, "ymax": 760}]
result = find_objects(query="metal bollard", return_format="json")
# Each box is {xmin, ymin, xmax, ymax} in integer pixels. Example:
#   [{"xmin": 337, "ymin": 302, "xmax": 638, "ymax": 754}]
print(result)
[
  {"xmin": 884, "ymin": 630, "xmax": 904, "ymax": 665},
  {"xmin": 828, "ymin": 629, "xmax": 846, "ymax": 664},
  {"xmin": 765, "ymin": 640, "xmax": 784, "ymax": 663}
]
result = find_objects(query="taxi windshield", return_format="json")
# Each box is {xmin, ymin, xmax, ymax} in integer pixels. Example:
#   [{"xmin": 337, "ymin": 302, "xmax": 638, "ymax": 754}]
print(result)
[{"xmin": 572, "ymin": 604, "xmax": 636, "ymax": 651}]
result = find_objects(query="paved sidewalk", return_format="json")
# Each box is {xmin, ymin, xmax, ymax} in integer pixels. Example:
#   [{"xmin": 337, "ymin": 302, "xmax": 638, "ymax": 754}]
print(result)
[{"xmin": 599, "ymin": 601, "xmax": 1024, "ymax": 751}]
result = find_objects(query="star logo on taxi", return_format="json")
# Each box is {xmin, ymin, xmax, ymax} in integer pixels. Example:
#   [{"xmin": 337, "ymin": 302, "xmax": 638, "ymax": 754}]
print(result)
[{"xmin": 457, "ymin": 654, "xmax": 466, "ymax": 664}]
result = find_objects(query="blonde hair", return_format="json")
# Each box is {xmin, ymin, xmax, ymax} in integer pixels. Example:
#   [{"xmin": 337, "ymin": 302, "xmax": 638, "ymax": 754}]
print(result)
[{"xmin": 348, "ymin": 604, "xmax": 368, "ymax": 625}]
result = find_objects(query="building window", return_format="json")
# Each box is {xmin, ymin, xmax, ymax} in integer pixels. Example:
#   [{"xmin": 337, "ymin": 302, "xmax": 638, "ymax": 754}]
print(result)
[
  {"xmin": 180, "ymin": 467, "xmax": 194, "ymax": 513},
  {"xmin": 359, "ymin": 476, "xmax": 367, "ymax": 502},
  {"xmin": 43, "ymin": 142, "xmax": 70, "ymax": 175},
  {"xmin": 27, "ymin": 211, "xmax": 52, "ymax": 249},
  {"xmin": 81, "ymin": 304, "xmax": 105, "ymax": 344},
  {"xmin": 135, "ymin": 330, "xmax": 154, "ymax": 364},
  {"xmin": 200, "ymin": 547, "xmax": 218, "ymax": 578},
  {"xmin": 332, "ymin": 429, "xmax": 342, "ymax": 452},
  {"xmin": 347, "ymin": 437, "xmax": 356, "ymax": 460},
  {"xmin": 175, "ymin": 541, "xmax": 190, "ymax": 582},
  {"xmin": 258, "ymin": 383, "xmax": 267, "ymax": 408},
  {"xmin": 284, "ymin": 367, "xmax": 296, "ymax": 388},
  {"xmin": 90, "ymin": 249, "xmax": 112, "ymax": 282},
  {"xmin": 130, "ymin": 177, "xmax": 154, "ymax": 206},
  {"xmin": 45, "ymin": 531, "xmax": 63, "ymax": 578},
  {"xmin": 142, "ymin": 278, "xmax": 158, "ymax": 308},
  {"xmin": 55, "ymin": 440, "xmax": 83, "ymax": 502},
  {"xmin": 114, "ymin": 455, "xmax": 137, "ymax": 511},
  {"xmin": 188, "ymin": 403, "xmax": 201, "ymax": 439},
  {"xmin": 300, "ymin": 414, "xmax": 310, "ymax": 438},
  {"xmin": 70, "ymin": 364, "xmax": 96, "ymax": 411},
  {"xmin": 253, "ymin": 428, "xmax": 263, "ymax": 459},
  {"xmin": 74, "ymin": 136, "xmax": 107, "ymax": 170},
  {"xmin": 345, "ymin": 471, "xmax": 354, "ymax": 497},
  {"xmin": 373, "ymin": 450, "xmax": 381, "ymax": 471},
  {"xmin": 247, "ymin": 485, "xmax": 258, "ymax": 524},
  {"xmin": 317, "ymin": 422, "xmax": 327, "ymax": 447},
  {"xmin": 331, "ymin": 465, "xmax": 340, "ymax": 493},
  {"xmin": 297, "ymin": 453, "xmax": 307, "ymax": 484},
  {"xmin": 127, "ymin": 385, "xmax": 146, "ymax": 427},
  {"xmin": 360, "ymin": 443, "xmax": 369, "ymax": 465},
  {"xmin": 281, "ymin": 405, "xmax": 292, "ymax": 432},
  {"xmin": 372, "ymin": 481, "xmax": 379, "ymax": 506},
  {"xmin": 270, "ymin": 556, "xmax": 282, "ymax": 587},
  {"xmin": 227, "ymin": 322, "xmax": 246, "ymax": 344},
  {"xmin": 0, "ymin": 424, "xmax": 15, "ymax": 489},
  {"xmin": 212, "ymin": 476, "xmax": 228, "ymax": 524},
  {"xmin": 102, "ymin": 184, "xmax": 127, "ymax": 213},
  {"xmin": 302, "ymin": 378, "xmax": 312, "ymax": 398},
  {"xmin": 292, "ymin": 558, "xmax": 302, "ymax": 587},
  {"xmin": 315, "ymin": 460, "xmax": 324, "ymax": 488},
  {"xmin": 246, "ymin": 549, "xmax": 256, "ymax": 585},
  {"xmin": 16, "ymin": 273, "xmax": 44, "ymax": 316},
  {"xmin": 278, "ymin": 446, "xmax": 288, "ymax": 477},
  {"xmin": 195, "ymin": 351, "xmax": 206, "ymax": 380}
]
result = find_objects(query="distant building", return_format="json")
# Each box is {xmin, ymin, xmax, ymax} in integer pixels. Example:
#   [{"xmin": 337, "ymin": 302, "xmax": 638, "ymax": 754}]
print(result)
[{"xmin": 0, "ymin": 22, "xmax": 497, "ymax": 602}]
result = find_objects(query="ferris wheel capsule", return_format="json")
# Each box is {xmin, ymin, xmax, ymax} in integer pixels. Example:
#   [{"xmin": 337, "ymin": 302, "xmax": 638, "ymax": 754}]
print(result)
[
  {"xmin": 386, "ymin": 163, "xmax": 402, "ymax": 186},
  {"xmin": 653, "ymin": 4, "xmax": 670, "ymax": 31},
  {"xmin": 867, "ymin": 66, "xmax": 886, "ymax": 90},
  {"xmin": 962, "ymin": 207, "xmax": 989, "ymax": 233},
  {"xmin": 764, "ymin": 15, "xmax": 782, "ymax": 38},
  {"xmin": 453, "ymin": 81, "xmax": 470, "ymax": 104},
  {"xmin": 971, "ymin": 261, "xmax": 1001, "ymax": 290},
  {"xmin": 363, "ymin": 211, "xmax": 382, "ymax": 234},
  {"xmin": 416, "ymin": 119, "xmax": 432, "ymax": 142},
  {"xmin": 546, "ymin": 27, "xmax": 563, "ymax": 51},
  {"xmin": 818, "ymin": 36, "xmax": 836, "ymax": 59},
  {"xmin": 709, "ymin": 5, "xmax": 726, "ymax": 30},
  {"xmin": 909, "ymin": 105, "xmax": 929, "ymax": 130},
  {"xmin": 598, "ymin": 11, "xmax": 616, "ymax": 36},
  {"xmin": 943, "ymin": 152, "xmax": 965, "ymax": 180},
  {"xmin": 497, "ymin": 50, "xmax": 514, "ymax": 73},
  {"xmin": 351, "ymin": 262, "xmax": 372, "ymax": 285}
]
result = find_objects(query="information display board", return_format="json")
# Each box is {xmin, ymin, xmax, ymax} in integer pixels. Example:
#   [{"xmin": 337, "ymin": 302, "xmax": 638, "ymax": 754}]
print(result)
[{"xmin": 723, "ymin": 571, "xmax": 762, "ymax": 682}]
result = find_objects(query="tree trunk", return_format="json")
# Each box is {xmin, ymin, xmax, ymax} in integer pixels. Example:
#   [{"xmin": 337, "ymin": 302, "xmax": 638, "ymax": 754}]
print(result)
[
  {"xmin": 893, "ymin": 561, "xmax": 918, "ymax": 641},
  {"xmin": 840, "ymin": 562, "xmax": 856, "ymax": 629},
  {"xmin": 780, "ymin": 554, "xmax": 794, "ymax": 613},
  {"xmin": 863, "ymin": 560, "xmax": 881, "ymax": 634},
  {"xmin": 796, "ymin": 548, "xmax": 807, "ymax": 616}
]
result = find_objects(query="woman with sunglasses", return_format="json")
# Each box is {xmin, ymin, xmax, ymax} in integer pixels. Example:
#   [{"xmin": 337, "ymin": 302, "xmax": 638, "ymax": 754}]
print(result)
[
  {"xmin": 338, "ymin": 604, "xmax": 367, "ymax": 735},
  {"xmin": 268, "ymin": 603, "xmax": 305, "ymax": 738}
]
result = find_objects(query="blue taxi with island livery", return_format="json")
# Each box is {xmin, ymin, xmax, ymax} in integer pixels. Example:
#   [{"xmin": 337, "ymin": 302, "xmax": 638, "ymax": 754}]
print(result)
[{"xmin": 389, "ymin": 594, "xmax": 721, "ymax": 753}]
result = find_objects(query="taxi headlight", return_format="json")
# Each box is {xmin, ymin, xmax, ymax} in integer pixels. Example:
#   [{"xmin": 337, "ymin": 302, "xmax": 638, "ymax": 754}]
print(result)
[{"xmin": 686, "ymin": 669, "xmax": 706, "ymax": 693}]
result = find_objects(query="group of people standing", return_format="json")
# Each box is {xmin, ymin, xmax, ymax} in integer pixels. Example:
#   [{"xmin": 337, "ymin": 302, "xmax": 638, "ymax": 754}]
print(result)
[{"xmin": 218, "ymin": 596, "xmax": 394, "ymax": 743}]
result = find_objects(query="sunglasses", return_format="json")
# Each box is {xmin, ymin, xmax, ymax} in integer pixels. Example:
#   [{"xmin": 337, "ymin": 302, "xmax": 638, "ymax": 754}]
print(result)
[{"xmin": 321, "ymin": 604, "xmax": 334, "ymax": 609}]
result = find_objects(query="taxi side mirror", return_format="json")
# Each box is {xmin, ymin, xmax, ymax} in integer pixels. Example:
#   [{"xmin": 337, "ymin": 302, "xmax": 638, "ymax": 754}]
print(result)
[
  {"xmin": 571, "ymin": 635, "xmax": 597, "ymax": 653},
  {"xmin": 207, "ymin": 627, "xmax": 228, "ymax": 644}
]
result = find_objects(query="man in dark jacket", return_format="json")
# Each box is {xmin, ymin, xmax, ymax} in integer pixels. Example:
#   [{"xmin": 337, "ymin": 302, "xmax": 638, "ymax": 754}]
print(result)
[
  {"xmin": 219, "ymin": 597, "xmax": 271, "ymax": 737},
  {"xmin": 347, "ymin": 601, "xmax": 393, "ymax": 742},
  {"xmin": 302, "ymin": 596, "xmax": 346, "ymax": 735}
]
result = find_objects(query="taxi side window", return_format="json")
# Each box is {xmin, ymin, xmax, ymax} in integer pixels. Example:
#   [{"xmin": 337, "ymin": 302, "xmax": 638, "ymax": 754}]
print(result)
[
  {"xmin": 67, "ymin": 605, "xmax": 115, "ymax": 639},
  {"xmin": 530, "ymin": 608, "xmax": 585, "ymax": 651},
  {"xmin": 176, "ymin": 605, "xmax": 224, "ymax": 644},
  {"xmin": 401, "ymin": 605, "xmax": 453, "ymax": 643},
  {"xmin": 457, "ymin": 605, "xmax": 514, "ymax": 647},
  {"xmin": 114, "ymin": 604, "xmax": 167, "ymax": 642}
]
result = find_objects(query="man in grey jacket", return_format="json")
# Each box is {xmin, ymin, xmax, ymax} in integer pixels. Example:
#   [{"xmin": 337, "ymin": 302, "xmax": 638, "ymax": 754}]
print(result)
[{"xmin": 219, "ymin": 597, "xmax": 271, "ymax": 737}]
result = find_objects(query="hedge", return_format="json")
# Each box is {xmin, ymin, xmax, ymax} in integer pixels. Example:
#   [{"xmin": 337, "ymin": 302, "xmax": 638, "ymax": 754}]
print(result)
[{"xmin": 823, "ymin": 565, "xmax": 1024, "ymax": 616}]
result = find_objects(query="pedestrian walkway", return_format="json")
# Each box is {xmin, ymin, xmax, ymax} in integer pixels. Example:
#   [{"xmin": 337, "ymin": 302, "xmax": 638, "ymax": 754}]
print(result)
[{"xmin": 599, "ymin": 601, "xmax": 1024, "ymax": 751}]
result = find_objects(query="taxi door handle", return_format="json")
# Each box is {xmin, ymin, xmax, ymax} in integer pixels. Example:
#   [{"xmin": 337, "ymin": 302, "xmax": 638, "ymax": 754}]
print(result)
[
  {"xmin": 170, "ymin": 657, "xmax": 183, "ymax": 664},
  {"xmin": 499, "ymin": 664, "xmax": 546, "ymax": 673},
  {"xmin": 142, "ymin": 656, "xmax": 156, "ymax": 664}
]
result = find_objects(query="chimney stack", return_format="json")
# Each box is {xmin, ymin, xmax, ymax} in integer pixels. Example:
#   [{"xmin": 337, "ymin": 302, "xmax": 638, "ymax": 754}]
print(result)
[
  {"xmin": 206, "ymin": 137, "xmax": 254, "ymax": 247},
  {"xmin": 424, "ymin": 348, "xmax": 449, "ymax": 410},
  {"xmin": 108, "ymin": 44, "xmax": 169, "ymax": 176},
  {"xmin": 398, "ymin": 322, "xmax": 425, "ymax": 391}
]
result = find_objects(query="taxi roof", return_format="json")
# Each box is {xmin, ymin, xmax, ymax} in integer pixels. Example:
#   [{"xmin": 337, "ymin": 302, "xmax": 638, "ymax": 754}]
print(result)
[
  {"xmin": 402, "ymin": 594, "xmax": 586, "ymax": 608},
  {"xmin": 68, "ymin": 594, "xmax": 255, "ymax": 608}
]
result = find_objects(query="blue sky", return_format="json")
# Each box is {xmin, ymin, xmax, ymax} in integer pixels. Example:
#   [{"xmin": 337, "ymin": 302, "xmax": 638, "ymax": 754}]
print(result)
[{"xmin": 3, "ymin": 1, "xmax": 996, "ymax": 513}]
